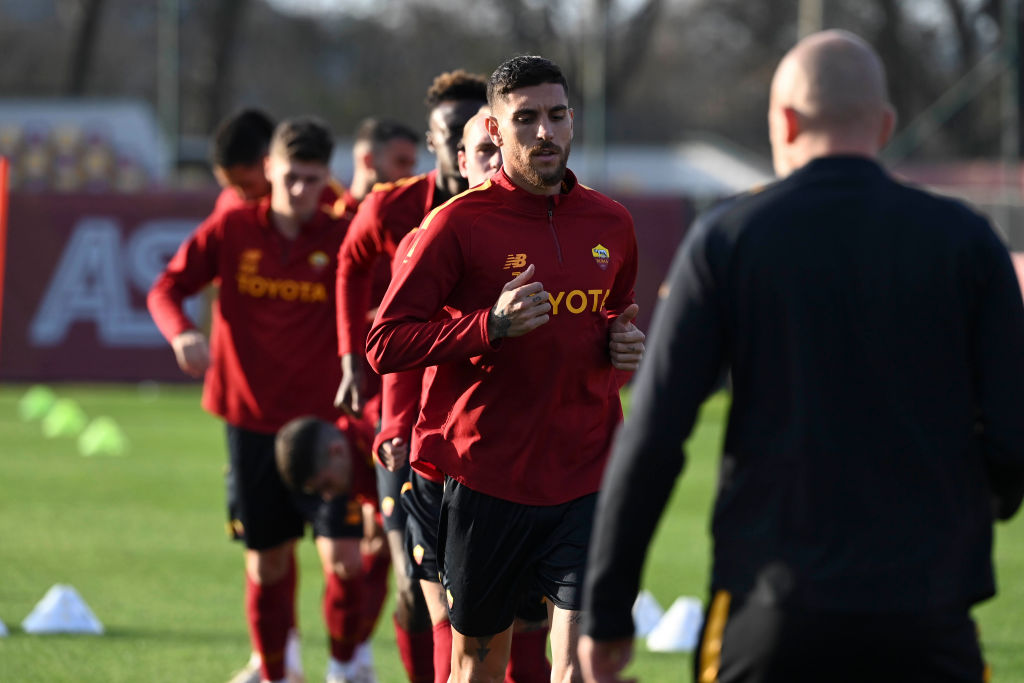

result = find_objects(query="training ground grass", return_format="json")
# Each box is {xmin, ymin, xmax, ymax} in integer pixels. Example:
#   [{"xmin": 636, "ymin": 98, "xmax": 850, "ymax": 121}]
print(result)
[{"xmin": 0, "ymin": 384, "xmax": 1022, "ymax": 681}]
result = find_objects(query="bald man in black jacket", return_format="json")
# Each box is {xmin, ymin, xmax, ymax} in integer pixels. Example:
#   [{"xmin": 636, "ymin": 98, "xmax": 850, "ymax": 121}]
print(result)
[{"xmin": 579, "ymin": 29, "xmax": 1024, "ymax": 683}]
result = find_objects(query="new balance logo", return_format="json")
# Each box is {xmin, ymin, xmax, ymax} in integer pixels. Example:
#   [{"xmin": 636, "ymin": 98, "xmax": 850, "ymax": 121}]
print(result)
[{"xmin": 503, "ymin": 253, "xmax": 527, "ymax": 270}]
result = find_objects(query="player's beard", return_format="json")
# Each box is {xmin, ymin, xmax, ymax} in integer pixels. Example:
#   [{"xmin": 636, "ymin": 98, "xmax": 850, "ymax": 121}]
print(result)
[{"xmin": 523, "ymin": 140, "xmax": 570, "ymax": 190}]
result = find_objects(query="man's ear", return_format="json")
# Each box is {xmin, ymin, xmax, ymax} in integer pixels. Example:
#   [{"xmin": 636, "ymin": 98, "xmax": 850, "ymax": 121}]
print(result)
[
  {"xmin": 878, "ymin": 104, "xmax": 897, "ymax": 149},
  {"xmin": 783, "ymin": 106, "xmax": 801, "ymax": 144},
  {"xmin": 486, "ymin": 116, "xmax": 502, "ymax": 146},
  {"xmin": 425, "ymin": 130, "xmax": 436, "ymax": 154}
]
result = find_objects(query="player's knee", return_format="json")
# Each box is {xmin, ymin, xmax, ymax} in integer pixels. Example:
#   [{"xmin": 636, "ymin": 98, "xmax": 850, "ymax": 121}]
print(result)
[{"xmin": 329, "ymin": 556, "xmax": 363, "ymax": 580}]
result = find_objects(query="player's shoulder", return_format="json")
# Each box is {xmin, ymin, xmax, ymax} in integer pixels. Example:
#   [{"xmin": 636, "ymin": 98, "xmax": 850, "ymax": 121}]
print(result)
[
  {"xmin": 571, "ymin": 175, "xmax": 635, "ymax": 225},
  {"xmin": 418, "ymin": 179, "xmax": 500, "ymax": 234},
  {"xmin": 370, "ymin": 172, "xmax": 431, "ymax": 203}
]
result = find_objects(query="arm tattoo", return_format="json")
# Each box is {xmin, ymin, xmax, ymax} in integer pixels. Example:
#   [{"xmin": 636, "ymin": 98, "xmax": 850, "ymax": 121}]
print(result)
[
  {"xmin": 568, "ymin": 612, "xmax": 583, "ymax": 625},
  {"xmin": 488, "ymin": 308, "xmax": 511, "ymax": 340},
  {"xmin": 474, "ymin": 635, "xmax": 493, "ymax": 663}
]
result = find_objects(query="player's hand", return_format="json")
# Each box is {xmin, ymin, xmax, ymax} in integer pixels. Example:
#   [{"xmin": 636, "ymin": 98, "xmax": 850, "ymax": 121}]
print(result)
[
  {"xmin": 578, "ymin": 635, "xmax": 636, "ymax": 683},
  {"xmin": 609, "ymin": 304, "xmax": 644, "ymax": 371},
  {"xmin": 171, "ymin": 329, "xmax": 210, "ymax": 377},
  {"xmin": 334, "ymin": 353, "xmax": 364, "ymax": 416},
  {"xmin": 378, "ymin": 437, "xmax": 409, "ymax": 472},
  {"xmin": 487, "ymin": 264, "xmax": 551, "ymax": 341}
]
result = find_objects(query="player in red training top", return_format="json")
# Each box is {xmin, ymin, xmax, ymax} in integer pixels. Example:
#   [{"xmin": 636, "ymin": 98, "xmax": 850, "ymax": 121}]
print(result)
[
  {"xmin": 366, "ymin": 55, "xmax": 645, "ymax": 683},
  {"xmin": 148, "ymin": 118, "xmax": 375, "ymax": 683},
  {"xmin": 333, "ymin": 117, "xmax": 420, "ymax": 222},
  {"xmin": 335, "ymin": 69, "xmax": 489, "ymax": 683},
  {"xmin": 376, "ymin": 108, "xmax": 552, "ymax": 683},
  {"xmin": 209, "ymin": 108, "xmax": 275, "ymax": 215}
]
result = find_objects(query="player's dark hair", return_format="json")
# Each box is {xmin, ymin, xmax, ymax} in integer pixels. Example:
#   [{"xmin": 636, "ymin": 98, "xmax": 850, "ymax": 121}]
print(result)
[
  {"xmin": 424, "ymin": 70, "xmax": 488, "ymax": 111},
  {"xmin": 275, "ymin": 416, "xmax": 332, "ymax": 493},
  {"xmin": 210, "ymin": 108, "xmax": 275, "ymax": 168},
  {"xmin": 269, "ymin": 116, "xmax": 334, "ymax": 164},
  {"xmin": 355, "ymin": 117, "xmax": 419, "ymax": 151},
  {"xmin": 487, "ymin": 56, "xmax": 568, "ymax": 107}
]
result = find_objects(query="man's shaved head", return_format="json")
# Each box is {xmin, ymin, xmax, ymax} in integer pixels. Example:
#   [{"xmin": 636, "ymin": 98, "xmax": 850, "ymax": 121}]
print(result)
[{"xmin": 769, "ymin": 30, "xmax": 895, "ymax": 176}]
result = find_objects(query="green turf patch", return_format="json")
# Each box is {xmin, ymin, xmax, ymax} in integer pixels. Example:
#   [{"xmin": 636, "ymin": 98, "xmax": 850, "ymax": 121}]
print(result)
[{"xmin": 0, "ymin": 385, "xmax": 1021, "ymax": 681}]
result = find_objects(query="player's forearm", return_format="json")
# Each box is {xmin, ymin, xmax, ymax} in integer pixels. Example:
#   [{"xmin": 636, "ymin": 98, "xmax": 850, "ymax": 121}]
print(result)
[
  {"xmin": 336, "ymin": 269, "xmax": 374, "ymax": 356},
  {"xmin": 146, "ymin": 279, "xmax": 196, "ymax": 344},
  {"xmin": 366, "ymin": 310, "xmax": 493, "ymax": 374}
]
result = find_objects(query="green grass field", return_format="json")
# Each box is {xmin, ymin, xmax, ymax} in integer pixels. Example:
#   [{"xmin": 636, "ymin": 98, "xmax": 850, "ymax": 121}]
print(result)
[{"xmin": 1, "ymin": 384, "xmax": 1022, "ymax": 681}]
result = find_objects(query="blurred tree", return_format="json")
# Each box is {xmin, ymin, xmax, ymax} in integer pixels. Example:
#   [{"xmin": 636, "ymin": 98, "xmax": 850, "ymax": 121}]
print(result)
[
  {"xmin": 1, "ymin": 0, "xmax": 1020, "ymax": 176},
  {"xmin": 67, "ymin": 0, "xmax": 107, "ymax": 95},
  {"xmin": 203, "ymin": 0, "xmax": 252, "ymax": 134}
]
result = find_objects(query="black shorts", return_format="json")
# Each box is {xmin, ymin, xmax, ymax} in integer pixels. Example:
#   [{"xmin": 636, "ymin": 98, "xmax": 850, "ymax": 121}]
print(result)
[
  {"xmin": 403, "ymin": 470, "xmax": 444, "ymax": 582},
  {"xmin": 695, "ymin": 591, "xmax": 987, "ymax": 683},
  {"xmin": 225, "ymin": 424, "xmax": 362, "ymax": 551},
  {"xmin": 438, "ymin": 479, "xmax": 595, "ymax": 636},
  {"xmin": 377, "ymin": 460, "xmax": 411, "ymax": 533}
]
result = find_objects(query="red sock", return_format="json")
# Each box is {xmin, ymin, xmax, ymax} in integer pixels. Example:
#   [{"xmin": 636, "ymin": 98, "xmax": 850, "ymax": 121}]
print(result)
[
  {"xmin": 358, "ymin": 550, "xmax": 390, "ymax": 643},
  {"xmin": 505, "ymin": 627, "xmax": 551, "ymax": 683},
  {"xmin": 324, "ymin": 571, "xmax": 362, "ymax": 662},
  {"xmin": 394, "ymin": 613, "xmax": 435, "ymax": 683},
  {"xmin": 245, "ymin": 566, "xmax": 294, "ymax": 681},
  {"xmin": 432, "ymin": 619, "xmax": 453, "ymax": 683}
]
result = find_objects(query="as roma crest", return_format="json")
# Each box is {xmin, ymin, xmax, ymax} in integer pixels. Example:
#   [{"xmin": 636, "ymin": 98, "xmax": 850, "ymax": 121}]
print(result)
[{"xmin": 591, "ymin": 244, "xmax": 610, "ymax": 270}]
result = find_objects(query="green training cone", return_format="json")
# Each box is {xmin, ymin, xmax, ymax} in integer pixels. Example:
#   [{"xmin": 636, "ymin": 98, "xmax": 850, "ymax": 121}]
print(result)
[
  {"xmin": 41, "ymin": 398, "xmax": 88, "ymax": 439},
  {"xmin": 18, "ymin": 385, "xmax": 56, "ymax": 421},
  {"xmin": 78, "ymin": 417, "xmax": 128, "ymax": 457}
]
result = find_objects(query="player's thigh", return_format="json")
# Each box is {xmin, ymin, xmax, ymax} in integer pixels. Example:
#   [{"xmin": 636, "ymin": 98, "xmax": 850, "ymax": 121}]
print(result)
[
  {"xmin": 451, "ymin": 623, "xmax": 515, "ymax": 683},
  {"xmin": 403, "ymin": 471, "xmax": 444, "ymax": 584},
  {"xmin": 376, "ymin": 460, "xmax": 411, "ymax": 532},
  {"xmin": 531, "ymin": 492, "xmax": 597, "ymax": 613},
  {"xmin": 225, "ymin": 424, "xmax": 304, "ymax": 551},
  {"xmin": 438, "ymin": 480, "xmax": 540, "ymax": 637}
]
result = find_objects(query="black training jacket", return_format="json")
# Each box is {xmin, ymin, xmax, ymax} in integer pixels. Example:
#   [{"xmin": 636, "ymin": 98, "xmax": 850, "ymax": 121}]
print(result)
[{"xmin": 583, "ymin": 156, "xmax": 1024, "ymax": 641}]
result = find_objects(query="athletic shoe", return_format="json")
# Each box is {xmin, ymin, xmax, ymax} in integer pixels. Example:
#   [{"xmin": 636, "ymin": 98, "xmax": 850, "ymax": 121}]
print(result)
[
  {"xmin": 325, "ymin": 646, "xmax": 378, "ymax": 683},
  {"xmin": 226, "ymin": 653, "xmax": 261, "ymax": 683}
]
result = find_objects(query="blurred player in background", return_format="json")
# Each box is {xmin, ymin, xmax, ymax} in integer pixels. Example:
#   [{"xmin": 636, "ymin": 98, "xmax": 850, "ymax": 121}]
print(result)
[
  {"xmin": 333, "ymin": 117, "xmax": 420, "ymax": 221},
  {"xmin": 148, "ymin": 117, "xmax": 377, "ymax": 683},
  {"xmin": 579, "ymin": 30, "xmax": 1024, "ymax": 683},
  {"xmin": 366, "ymin": 55, "xmax": 643, "ymax": 683},
  {"xmin": 209, "ymin": 108, "xmax": 275, "ymax": 215},
  {"xmin": 334, "ymin": 69, "xmax": 489, "ymax": 683}
]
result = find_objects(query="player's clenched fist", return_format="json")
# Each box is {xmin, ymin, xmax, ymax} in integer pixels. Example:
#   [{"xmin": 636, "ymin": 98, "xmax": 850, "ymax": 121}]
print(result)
[{"xmin": 487, "ymin": 264, "xmax": 552, "ymax": 340}]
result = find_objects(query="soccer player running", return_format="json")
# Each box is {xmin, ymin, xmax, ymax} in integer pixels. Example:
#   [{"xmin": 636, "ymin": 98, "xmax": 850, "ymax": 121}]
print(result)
[
  {"xmin": 366, "ymin": 55, "xmax": 645, "ymax": 683},
  {"xmin": 148, "ymin": 118, "xmax": 376, "ymax": 683},
  {"xmin": 377, "ymin": 107, "xmax": 551, "ymax": 683},
  {"xmin": 335, "ymin": 69, "xmax": 490, "ymax": 683},
  {"xmin": 579, "ymin": 30, "xmax": 1024, "ymax": 683}
]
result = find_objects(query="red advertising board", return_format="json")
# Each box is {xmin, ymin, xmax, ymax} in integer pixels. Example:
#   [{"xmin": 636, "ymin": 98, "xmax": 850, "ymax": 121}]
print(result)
[
  {"xmin": 0, "ymin": 191, "xmax": 216, "ymax": 381},
  {"xmin": 0, "ymin": 190, "xmax": 694, "ymax": 383}
]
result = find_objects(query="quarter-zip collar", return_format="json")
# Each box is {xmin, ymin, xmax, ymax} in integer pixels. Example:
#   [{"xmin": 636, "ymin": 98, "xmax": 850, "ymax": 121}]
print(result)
[{"xmin": 491, "ymin": 166, "xmax": 579, "ymax": 214}]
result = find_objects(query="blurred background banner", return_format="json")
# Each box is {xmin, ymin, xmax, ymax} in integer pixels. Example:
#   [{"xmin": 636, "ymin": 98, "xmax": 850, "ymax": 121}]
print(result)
[{"xmin": 0, "ymin": 190, "xmax": 213, "ymax": 382}]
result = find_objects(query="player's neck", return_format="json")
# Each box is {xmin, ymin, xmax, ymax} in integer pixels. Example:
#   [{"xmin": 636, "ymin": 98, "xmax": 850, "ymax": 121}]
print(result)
[
  {"xmin": 435, "ymin": 169, "xmax": 468, "ymax": 202},
  {"xmin": 271, "ymin": 209, "xmax": 303, "ymax": 240}
]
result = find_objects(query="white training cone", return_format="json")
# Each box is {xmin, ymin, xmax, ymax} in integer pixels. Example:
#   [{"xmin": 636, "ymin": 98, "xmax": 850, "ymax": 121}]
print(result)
[
  {"xmin": 0, "ymin": 616, "xmax": 8, "ymax": 636},
  {"xmin": 632, "ymin": 589, "xmax": 665, "ymax": 638},
  {"xmin": 646, "ymin": 596, "xmax": 703, "ymax": 653},
  {"xmin": 22, "ymin": 584, "xmax": 103, "ymax": 635}
]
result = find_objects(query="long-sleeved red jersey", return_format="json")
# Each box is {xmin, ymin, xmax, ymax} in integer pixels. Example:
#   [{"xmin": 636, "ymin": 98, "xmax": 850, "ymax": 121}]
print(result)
[
  {"xmin": 367, "ymin": 169, "xmax": 638, "ymax": 505},
  {"xmin": 335, "ymin": 170, "xmax": 439, "ymax": 357},
  {"xmin": 147, "ymin": 199, "xmax": 347, "ymax": 433}
]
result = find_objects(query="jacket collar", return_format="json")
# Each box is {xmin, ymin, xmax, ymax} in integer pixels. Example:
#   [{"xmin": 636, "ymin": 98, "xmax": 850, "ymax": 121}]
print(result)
[{"xmin": 491, "ymin": 166, "xmax": 580, "ymax": 212}]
